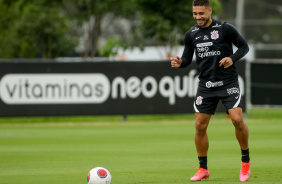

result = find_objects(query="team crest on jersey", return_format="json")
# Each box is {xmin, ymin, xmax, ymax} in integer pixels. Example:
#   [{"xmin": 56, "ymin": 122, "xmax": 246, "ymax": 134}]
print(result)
[
  {"xmin": 211, "ymin": 30, "xmax": 219, "ymax": 40},
  {"xmin": 196, "ymin": 96, "xmax": 203, "ymax": 105}
]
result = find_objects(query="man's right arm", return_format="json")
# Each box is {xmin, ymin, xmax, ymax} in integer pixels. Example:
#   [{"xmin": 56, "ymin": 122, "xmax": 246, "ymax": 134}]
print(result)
[{"xmin": 180, "ymin": 31, "xmax": 194, "ymax": 68}]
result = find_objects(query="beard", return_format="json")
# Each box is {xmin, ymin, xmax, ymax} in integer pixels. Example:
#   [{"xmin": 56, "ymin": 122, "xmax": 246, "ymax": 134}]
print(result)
[{"xmin": 195, "ymin": 17, "xmax": 210, "ymax": 28}]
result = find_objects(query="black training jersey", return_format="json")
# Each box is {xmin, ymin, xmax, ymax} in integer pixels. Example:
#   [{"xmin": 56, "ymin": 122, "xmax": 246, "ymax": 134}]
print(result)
[{"xmin": 180, "ymin": 19, "xmax": 249, "ymax": 89}]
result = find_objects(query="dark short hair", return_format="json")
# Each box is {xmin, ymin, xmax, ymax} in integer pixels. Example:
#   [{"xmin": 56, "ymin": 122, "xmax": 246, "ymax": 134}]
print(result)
[{"xmin": 193, "ymin": 0, "xmax": 210, "ymax": 7}]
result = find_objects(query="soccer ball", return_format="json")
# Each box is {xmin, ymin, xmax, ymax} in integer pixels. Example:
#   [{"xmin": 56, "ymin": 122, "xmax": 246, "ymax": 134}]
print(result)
[{"xmin": 87, "ymin": 167, "xmax": 112, "ymax": 184}]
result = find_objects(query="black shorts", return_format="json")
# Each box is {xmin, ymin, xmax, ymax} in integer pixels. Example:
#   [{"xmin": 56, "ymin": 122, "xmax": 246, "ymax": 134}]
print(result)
[{"xmin": 193, "ymin": 82, "xmax": 242, "ymax": 114}]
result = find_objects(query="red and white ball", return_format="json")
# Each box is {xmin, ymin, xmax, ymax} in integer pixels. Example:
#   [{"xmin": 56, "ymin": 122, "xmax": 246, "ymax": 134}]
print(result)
[{"xmin": 87, "ymin": 167, "xmax": 112, "ymax": 184}]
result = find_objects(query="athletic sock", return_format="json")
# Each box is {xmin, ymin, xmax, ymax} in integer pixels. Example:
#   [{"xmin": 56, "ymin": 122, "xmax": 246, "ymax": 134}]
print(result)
[
  {"xmin": 241, "ymin": 148, "xmax": 250, "ymax": 163},
  {"xmin": 198, "ymin": 156, "xmax": 208, "ymax": 169}
]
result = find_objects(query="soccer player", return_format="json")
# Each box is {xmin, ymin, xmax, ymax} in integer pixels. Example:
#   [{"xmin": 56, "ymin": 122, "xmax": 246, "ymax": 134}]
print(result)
[{"xmin": 170, "ymin": 0, "xmax": 251, "ymax": 182}]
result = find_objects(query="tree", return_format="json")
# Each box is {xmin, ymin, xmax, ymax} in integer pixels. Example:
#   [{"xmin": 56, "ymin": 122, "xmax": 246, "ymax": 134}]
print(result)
[
  {"xmin": 0, "ymin": 0, "xmax": 223, "ymax": 59},
  {"xmin": 0, "ymin": 0, "xmax": 20, "ymax": 58},
  {"xmin": 65, "ymin": 0, "xmax": 136, "ymax": 58},
  {"xmin": 99, "ymin": 36, "xmax": 125, "ymax": 58},
  {"xmin": 132, "ymin": 0, "xmax": 222, "ymax": 58},
  {"xmin": 0, "ymin": 0, "xmax": 76, "ymax": 58},
  {"xmin": 89, "ymin": 0, "xmax": 222, "ymax": 59}
]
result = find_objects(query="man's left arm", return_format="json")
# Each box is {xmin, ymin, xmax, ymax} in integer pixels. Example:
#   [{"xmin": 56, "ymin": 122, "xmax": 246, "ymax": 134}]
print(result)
[
  {"xmin": 226, "ymin": 23, "xmax": 249, "ymax": 63},
  {"xmin": 219, "ymin": 23, "xmax": 249, "ymax": 68}
]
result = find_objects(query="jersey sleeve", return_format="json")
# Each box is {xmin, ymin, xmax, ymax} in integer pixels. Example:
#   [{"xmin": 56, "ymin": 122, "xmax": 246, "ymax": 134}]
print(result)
[
  {"xmin": 223, "ymin": 23, "xmax": 249, "ymax": 63},
  {"xmin": 180, "ymin": 31, "xmax": 194, "ymax": 68}
]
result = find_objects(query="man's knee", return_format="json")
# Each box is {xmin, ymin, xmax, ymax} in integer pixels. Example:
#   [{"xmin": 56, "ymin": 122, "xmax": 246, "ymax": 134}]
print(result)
[
  {"xmin": 231, "ymin": 116, "xmax": 244, "ymax": 129},
  {"xmin": 229, "ymin": 108, "xmax": 244, "ymax": 129},
  {"xmin": 195, "ymin": 121, "xmax": 208, "ymax": 133},
  {"xmin": 195, "ymin": 113, "xmax": 210, "ymax": 133}
]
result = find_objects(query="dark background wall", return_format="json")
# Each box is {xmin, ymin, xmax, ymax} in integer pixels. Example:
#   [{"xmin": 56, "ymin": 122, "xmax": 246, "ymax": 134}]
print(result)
[{"xmin": 0, "ymin": 60, "xmax": 247, "ymax": 116}]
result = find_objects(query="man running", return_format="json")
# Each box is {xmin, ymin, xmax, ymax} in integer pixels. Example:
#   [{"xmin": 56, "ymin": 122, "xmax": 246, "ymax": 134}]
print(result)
[{"xmin": 171, "ymin": 0, "xmax": 250, "ymax": 182}]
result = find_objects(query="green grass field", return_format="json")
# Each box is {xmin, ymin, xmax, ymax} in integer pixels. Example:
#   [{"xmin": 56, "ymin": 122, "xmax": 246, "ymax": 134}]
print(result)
[{"xmin": 0, "ymin": 108, "xmax": 281, "ymax": 184}]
